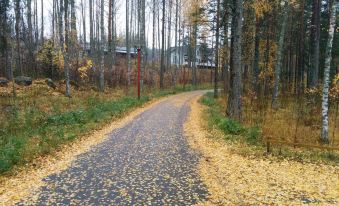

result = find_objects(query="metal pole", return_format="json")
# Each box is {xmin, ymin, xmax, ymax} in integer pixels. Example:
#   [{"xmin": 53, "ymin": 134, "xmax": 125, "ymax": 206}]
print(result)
[{"xmin": 137, "ymin": 48, "xmax": 141, "ymax": 100}]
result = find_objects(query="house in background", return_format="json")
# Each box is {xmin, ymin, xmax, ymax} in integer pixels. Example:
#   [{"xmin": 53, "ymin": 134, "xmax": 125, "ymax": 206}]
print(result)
[
  {"xmin": 169, "ymin": 44, "xmax": 215, "ymax": 69},
  {"xmin": 83, "ymin": 43, "xmax": 138, "ymax": 58}
]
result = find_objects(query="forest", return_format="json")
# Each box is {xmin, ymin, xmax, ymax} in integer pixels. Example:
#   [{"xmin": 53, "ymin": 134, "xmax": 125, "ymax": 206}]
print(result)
[
  {"xmin": 0, "ymin": 0, "xmax": 338, "ymax": 205},
  {"xmin": 0, "ymin": 0, "xmax": 338, "ymax": 178}
]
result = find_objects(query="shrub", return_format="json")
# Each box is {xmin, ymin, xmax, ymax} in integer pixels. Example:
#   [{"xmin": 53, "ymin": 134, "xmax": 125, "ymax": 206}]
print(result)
[{"xmin": 218, "ymin": 118, "xmax": 244, "ymax": 135}]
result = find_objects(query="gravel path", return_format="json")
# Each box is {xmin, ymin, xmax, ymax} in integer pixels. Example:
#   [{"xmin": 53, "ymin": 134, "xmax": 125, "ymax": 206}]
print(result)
[{"xmin": 19, "ymin": 91, "xmax": 208, "ymax": 206}]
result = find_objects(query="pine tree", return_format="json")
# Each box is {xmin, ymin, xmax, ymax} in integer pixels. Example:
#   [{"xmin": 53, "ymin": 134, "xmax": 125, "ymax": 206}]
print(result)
[{"xmin": 226, "ymin": 0, "xmax": 243, "ymax": 121}]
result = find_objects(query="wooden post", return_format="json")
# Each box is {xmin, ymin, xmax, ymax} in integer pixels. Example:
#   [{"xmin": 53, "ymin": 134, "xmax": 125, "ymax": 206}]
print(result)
[{"xmin": 266, "ymin": 136, "xmax": 271, "ymax": 153}]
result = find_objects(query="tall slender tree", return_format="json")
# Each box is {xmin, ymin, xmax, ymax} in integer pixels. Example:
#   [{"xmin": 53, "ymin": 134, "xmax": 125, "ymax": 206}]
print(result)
[
  {"xmin": 272, "ymin": 0, "xmax": 289, "ymax": 109},
  {"xmin": 15, "ymin": 0, "xmax": 22, "ymax": 75},
  {"xmin": 89, "ymin": 0, "xmax": 94, "ymax": 53},
  {"xmin": 167, "ymin": 0, "xmax": 173, "ymax": 70},
  {"xmin": 309, "ymin": 0, "xmax": 321, "ymax": 88},
  {"xmin": 64, "ymin": 0, "xmax": 71, "ymax": 97},
  {"xmin": 321, "ymin": 0, "xmax": 337, "ymax": 143},
  {"xmin": 252, "ymin": 14, "xmax": 260, "ymax": 95},
  {"xmin": 174, "ymin": 0, "xmax": 179, "ymax": 87},
  {"xmin": 126, "ymin": 0, "xmax": 131, "ymax": 87},
  {"xmin": 140, "ymin": 0, "xmax": 146, "ymax": 89},
  {"xmin": 81, "ymin": 0, "xmax": 86, "ymax": 46},
  {"xmin": 227, "ymin": 0, "xmax": 243, "ymax": 121},
  {"xmin": 41, "ymin": 0, "xmax": 44, "ymax": 44},
  {"xmin": 214, "ymin": 0, "xmax": 221, "ymax": 98},
  {"xmin": 160, "ymin": 0, "xmax": 165, "ymax": 89},
  {"xmin": 99, "ymin": 0, "xmax": 105, "ymax": 92}
]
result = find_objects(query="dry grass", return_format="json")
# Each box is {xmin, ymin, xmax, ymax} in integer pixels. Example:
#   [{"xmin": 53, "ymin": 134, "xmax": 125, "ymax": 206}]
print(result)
[{"xmin": 217, "ymin": 92, "xmax": 339, "ymax": 149}]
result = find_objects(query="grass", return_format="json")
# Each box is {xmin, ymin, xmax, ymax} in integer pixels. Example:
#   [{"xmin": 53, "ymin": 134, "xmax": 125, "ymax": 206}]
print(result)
[
  {"xmin": 199, "ymin": 92, "xmax": 339, "ymax": 164},
  {"xmin": 200, "ymin": 92, "xmax": 260, "ymax": 145},
  {"xmin": 0, "ymin": 83, "xmax": 212, "ymax": 174}
]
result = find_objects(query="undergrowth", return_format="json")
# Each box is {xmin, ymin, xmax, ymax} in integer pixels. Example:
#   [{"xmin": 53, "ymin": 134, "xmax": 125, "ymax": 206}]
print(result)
[
  {"xmin": 200, "ymin": 92, "xmax": 260, "ymax": 144},
  {"xmin": 199, "ymin": 92, "xmax": 339, "ymax": 164}
]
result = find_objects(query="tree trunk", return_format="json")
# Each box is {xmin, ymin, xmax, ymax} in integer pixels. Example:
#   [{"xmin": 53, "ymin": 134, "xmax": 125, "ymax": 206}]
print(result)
[
  {"xmin": 89, "ymin": 0, "xmax": 94, "ymax": 53},
  {"xmin": 223, "ymin": 0, "xmax": 229, "ymax": 96},
  {"xmin": 167, "ymin": 0, "xmax": 173, "ymax": 71},
  {"xmin": 27, "ymin": 0, "xmax": 34, "ymax": 75},
  {"xmin": 160, "ymin": 0, "xmax": 165, "ymax": 89},
  {"xmin": 272, "ymin": 0, "xmax": 289, "ymax": 109},
  {"xmin": 14, "ymin": 0, "xmax": 22, "ymax": 76},
  {"xmin": 34, "ymin": 0, "xmax": 38, "ymax": 46},
  {"xmin": 297, "ymin": 0, "xmax": 305, "ymax": 94},
  {"xmin": 126, "ymin": 0, "xmax": 131, "ymax": 87},
  {"xmin": 41, "ymin": 0, "xmax": 44, "ymax": 44},
  {"xmin": 321, "ymin": 0, "xmax": 336, "ymax": 143},
  {"xmin": 214, "ymin": 0, "xmax": 220, "ymax": 98},
  {"xmin": 81, "ymin": 0, "xmax": 86, "ymax": 46},
  {"xmin": 70, "ymin": 0, "xmax": 77, "ymax": 41},
  {"xmin": 64, "ymin": 0, "xmax": 71, "ymax": 97},
  {"xmin": 226, "ymin": 0, "xmax": 243, "ymax": 121},
  {"xmin": 309, "ymin": 0, "xmax": 320, "ymax": 88},
  {"xmin": 140, "ymin": 0, "xmax": 146, "ymax": 90},
  {"xmin": 173, "ymin": 0, "xmax": 179, "ymax": 87},
  {"xmin": 99, "ymin": 0, "xmax": 105, "ymax": 92},
  {"xmin": 192, "ymin": 11, "xmax": 198, "ymax": 86},
  {"xmin": 252, "ymin": 15, "xmax": 260, "ymax": 95},
  {"xmin": 108, "ymin": 0, "xmax": 113, "ymax": 85}
]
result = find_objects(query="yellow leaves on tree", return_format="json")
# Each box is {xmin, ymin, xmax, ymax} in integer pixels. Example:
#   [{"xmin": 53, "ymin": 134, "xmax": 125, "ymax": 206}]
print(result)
[
  {"xmin": 183, "ymin": 0, "xmax": 206, "ymax": 27},
  {"xmin": 78, "ymin": 59, "xmax": 93, "ymax": 82},
  {"xmin": 258, "ymin": 40, "xmax": 277, "ymax": 84},
  {"xmin": 330, "ymin": 74, "xmax": 339, "ymax": 102},
  {"xmin": 252, "ymin": 0, "xmax": 273, "ymax": 19}
]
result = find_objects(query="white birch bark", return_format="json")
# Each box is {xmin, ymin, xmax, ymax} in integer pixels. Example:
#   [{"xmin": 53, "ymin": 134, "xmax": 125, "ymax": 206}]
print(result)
[{"xmin": 321, "ymin": 1, "xmax": 337, "ymax": 143}]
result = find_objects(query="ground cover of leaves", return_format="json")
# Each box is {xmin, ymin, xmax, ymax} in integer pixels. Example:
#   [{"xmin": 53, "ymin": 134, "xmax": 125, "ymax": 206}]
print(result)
[
  {"xmin": 184, "ymin": 96, "xmax": 339, "ymax": 206},
  {"xmin": 0, "ymin": 96, "xmax": 167, "ymax": 205}
]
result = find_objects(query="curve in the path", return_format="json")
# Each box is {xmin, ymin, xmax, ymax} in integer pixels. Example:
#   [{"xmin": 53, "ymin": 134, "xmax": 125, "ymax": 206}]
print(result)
[{"xmin": 19, "ymin": 91, "xmax": 208, "ymax": 206}]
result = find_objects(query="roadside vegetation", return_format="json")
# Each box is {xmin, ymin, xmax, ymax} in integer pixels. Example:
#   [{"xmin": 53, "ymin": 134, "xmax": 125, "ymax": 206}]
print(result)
[{"xmin": 200, "ymin": 92, "xmax": 339, "ymax": 164}]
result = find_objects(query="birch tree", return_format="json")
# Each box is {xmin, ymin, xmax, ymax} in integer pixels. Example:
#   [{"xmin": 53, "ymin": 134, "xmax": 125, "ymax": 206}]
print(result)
[{"xmin": 321, "ymin": 1, "xmax": 337, "ymax": 143}]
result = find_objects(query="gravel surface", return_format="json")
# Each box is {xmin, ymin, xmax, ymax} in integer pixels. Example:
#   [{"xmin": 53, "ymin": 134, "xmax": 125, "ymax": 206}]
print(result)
[{"xmin": 19, "ymin": 91, "xmax": 208, "ymax": 206}]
